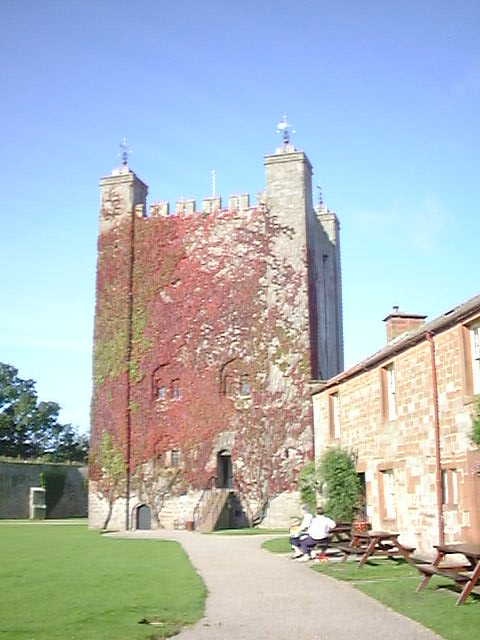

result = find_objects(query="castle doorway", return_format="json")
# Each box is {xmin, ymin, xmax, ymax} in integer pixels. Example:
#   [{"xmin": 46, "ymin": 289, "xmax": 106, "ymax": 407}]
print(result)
[
  {"xmin": 136, "ymin": 504, "xmax": 152, "ymax": 530},
  {"xmin": 216, "ymin": 451, "xmax": 233, "ymax": 489}
]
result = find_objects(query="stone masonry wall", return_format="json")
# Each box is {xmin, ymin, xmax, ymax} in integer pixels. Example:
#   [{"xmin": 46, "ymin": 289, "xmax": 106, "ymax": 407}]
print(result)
[
  {"xmin": 313, "ymin": 319, "xmax": 480, "ymax": 555},
  {"xmin": 0, "ymin": 461, "xmax": 87, "ymax": 519}
]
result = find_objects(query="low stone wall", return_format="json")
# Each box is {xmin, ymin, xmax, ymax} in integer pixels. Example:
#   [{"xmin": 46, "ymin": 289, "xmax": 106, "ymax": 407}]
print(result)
[{"xmin": 0, "ymin": 461, "xmax": 88, "ymax": 519}]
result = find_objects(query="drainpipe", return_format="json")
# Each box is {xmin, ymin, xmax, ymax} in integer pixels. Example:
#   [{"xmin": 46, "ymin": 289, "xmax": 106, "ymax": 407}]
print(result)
[
  {"xmin": 125, "ymin": 204, "xmax": 137, "ymax": 531},
  {"xmin": 426, "ymin": 331, "xmax": 445, "ymax": 545}
]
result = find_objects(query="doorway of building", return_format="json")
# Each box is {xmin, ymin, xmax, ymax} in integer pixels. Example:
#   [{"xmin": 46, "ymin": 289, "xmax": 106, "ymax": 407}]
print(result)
[
  {"xmin": 216, "ymin": 450, "xmax": 233, "ymax": 489},
  {"xmin": 136, "ymin": 504, "xmax": 152, "ymax": 530}
]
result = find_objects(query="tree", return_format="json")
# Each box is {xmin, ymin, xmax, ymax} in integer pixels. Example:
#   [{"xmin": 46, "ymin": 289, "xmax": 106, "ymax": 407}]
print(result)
[
  {"xmin": 0, "ymin": 362, "xmax": 87, "ymax": 462},
  {"xmin": 91, "ymin": 431, "xmax": 126, "ymax": 530}
]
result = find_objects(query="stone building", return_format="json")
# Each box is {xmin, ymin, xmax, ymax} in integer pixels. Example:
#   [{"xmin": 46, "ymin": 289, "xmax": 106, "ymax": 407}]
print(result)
[
  {"xmin": 312, "ymin": 294, "xmax": 480, "ymax": 554},
  {"xmin": 89, "ymin": 134, "xmax": 343, "ymax": 531}
]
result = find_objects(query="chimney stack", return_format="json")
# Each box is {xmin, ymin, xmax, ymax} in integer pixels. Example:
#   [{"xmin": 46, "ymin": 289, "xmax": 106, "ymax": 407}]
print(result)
[{"xmin": 383, "ymin": 306, "xmax": 427, "ymax": 342}]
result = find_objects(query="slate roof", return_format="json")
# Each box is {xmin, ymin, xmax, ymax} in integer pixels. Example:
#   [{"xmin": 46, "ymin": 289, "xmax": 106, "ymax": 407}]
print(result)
[{"xmin": 311, "ymin": 292, "xmax": 480, "ymax": 394}]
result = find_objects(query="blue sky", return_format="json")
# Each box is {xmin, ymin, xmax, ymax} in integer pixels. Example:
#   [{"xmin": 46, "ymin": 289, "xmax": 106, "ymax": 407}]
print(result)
[{"xmin": 1, "ymin": 1, "xmax": 479, "ymax": 435}]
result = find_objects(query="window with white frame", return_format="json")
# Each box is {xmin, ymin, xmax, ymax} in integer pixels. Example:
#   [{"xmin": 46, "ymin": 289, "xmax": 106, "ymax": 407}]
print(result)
[
  {"xmin": 384, "ymin": 363, "xmax": 397, "ymax": 420},
  {"xmin": 156, "ymin": 384, "xmax": 167, "ymax": 401},
  {"xmin": 171, "ymin": 379, "xmax": 181, "ymax": 400},
  {"xmin": 170, "ymin": 449, "xmax": 181, "ymax": 467},
  {"xmin": 329, "ymin": 392, "xmax": 341, "ymax": 439},
  {"xmin": 441, "ymin": 468, "xmax": 459, "ymax": 507},
  {"xmin": 239, "ymin": 374, "xmax": 251, "ymax": 397},
  {"xmin": 381, "ymin": 469, "xmax": 396, "ymax": 520},
  {"xmin": 471, "ymin": 323, "xmax": 480, "ymax": 394}
]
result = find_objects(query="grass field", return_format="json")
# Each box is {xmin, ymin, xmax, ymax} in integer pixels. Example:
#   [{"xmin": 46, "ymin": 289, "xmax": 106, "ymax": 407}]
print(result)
[
  {"xmin": 211, "ymin": 527, "xmax": 287, "ymax": 535},
  {"xmin": 262, "ymin": 536, "xmax": 480, "ymax": 640},
  {"xmin": 0, "ymin": 521, "xmax": 206, "ymax": 640}
]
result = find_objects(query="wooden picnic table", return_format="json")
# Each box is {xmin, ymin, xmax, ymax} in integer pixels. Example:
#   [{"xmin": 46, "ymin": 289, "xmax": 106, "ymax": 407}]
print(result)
[
  {"xmin": 339, "ymin": 530, "xmax": 415, "ymax": 567},
  {"xmin": 328, "ymin": 523, "xmax": 353, "ymax": 545},
  {"xmin": 415, "ymin": 543, "xmax": 480, "ymax": 605}
]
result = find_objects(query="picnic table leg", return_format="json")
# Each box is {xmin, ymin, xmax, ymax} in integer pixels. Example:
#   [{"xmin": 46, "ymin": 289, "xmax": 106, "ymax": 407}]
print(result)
[
  {"xmin": 455, "ymin": 561, "xmax": 480, "ymax": 605},
  {"xmin": 415, "ymin": 550, "xmax": 444, "ymax": 593},
  {"xmin": 415, "ymin": 574, "xmax": 433, "ymax": 593},
  {"xmin": 358, "ymin": 537, "xmax": 378, "ymax": 567}
]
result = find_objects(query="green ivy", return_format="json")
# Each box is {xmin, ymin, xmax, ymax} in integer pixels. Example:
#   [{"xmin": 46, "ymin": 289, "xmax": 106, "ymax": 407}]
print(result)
[
  {"xmin": 94, "ymin": 328, "xmax": 129, "ymax": 385},
  {"xmin": 471, "ymin": 396, "xmax": 480, "ymax": 446}
]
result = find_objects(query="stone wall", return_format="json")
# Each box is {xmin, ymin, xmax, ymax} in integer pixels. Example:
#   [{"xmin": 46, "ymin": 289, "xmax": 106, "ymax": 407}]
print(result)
[
  {"xmin": 0, "ymin": 461, "xmax": 88, "ymax": 519},
  {"xmin": 312, "ymin": 307, "xmax": 480, "ymax": 555}
]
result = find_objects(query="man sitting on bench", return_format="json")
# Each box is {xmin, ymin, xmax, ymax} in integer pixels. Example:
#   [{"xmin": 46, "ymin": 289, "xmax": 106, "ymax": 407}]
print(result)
[{"xmin": 294, "ymin": 506, "xmax": 336, "ymax": 561}]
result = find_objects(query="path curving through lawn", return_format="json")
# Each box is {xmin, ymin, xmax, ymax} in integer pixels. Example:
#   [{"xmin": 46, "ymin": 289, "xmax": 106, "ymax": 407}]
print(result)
[{"xmin": 110, "ymin": 529, "xmax": 441, "ymax": 640}]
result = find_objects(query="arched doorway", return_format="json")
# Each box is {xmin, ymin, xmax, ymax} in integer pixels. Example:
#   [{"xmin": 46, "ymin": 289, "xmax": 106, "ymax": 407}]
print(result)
[
  {"xmin": 136, "ymin": 504, "xmax": 152, "ymax": 530},
  {"xmin": 216, "ymin": 450, "xmax": 233, "ymax": 489}
]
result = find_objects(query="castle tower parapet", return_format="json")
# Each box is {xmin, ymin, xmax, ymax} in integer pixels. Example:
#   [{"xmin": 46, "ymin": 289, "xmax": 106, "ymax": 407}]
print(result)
[
  {"xmin": 99, "ymin": 166, "xmax": 148, "ymax": 232},
  {"xmin": 176, "ymin": 199, "xmax": 196, "ymax": 215},
  {"xmin": 150, "ymin": 201, "xmax": 169, "ymax": 217},
  {"xmin": 202, "ymin": 196, "xmax": 222, "ymax": 213},
  {"xmin": 228, "ymin": 193, "xmax": 250, "ymax": 211},
  {"xmin": 316, "ymin": 206, "xmax": 340, "ymax": 246}
]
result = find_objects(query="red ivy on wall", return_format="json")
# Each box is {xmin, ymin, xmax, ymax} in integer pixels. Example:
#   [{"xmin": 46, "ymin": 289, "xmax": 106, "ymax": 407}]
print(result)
[{"xmin": 91, "ymin": 206, "xmax": 314, "ymax": 505}]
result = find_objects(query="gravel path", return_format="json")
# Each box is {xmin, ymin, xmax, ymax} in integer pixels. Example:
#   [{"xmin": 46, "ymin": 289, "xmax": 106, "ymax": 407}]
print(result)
[{"xmin": 108, "ymin": 530, "xmax": 442, "ymax": 640}]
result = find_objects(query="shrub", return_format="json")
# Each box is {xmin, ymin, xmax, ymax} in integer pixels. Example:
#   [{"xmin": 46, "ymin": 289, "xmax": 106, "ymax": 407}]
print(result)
[
  {"xmin": 298, "ymin": 461, "xmax": 317, "ymax": 512},
  {"xmin": 471, "ymin": 396, "xmax": 480, "ymax": 446},
  {"xmin": 317, "ymin": 447, "xmax": 361, "ymax": 522}
]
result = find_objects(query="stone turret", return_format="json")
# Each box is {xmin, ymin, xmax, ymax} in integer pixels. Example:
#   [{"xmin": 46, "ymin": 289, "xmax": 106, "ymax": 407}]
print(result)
[{"xmin": 99, "ymin": 165, "xmax": 148, "ymax": 232}]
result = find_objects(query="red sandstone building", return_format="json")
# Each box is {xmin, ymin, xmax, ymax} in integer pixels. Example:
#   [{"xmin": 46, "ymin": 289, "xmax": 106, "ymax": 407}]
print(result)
[
  {"xmin": 312, "ymin": 295, "xmax": 480, "ymax": 553},
  {"xmin": 89, "ymin": 135, "xmax": 343, "ymax": 531}
]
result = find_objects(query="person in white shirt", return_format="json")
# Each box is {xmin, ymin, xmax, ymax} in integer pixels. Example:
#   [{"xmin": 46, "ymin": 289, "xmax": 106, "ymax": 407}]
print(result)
[
  {"xmin": 290, "ymin": 506, "xmax": 313, "ymax": 557},
  {"xmin": 296, "ymin": 506, "xmax": 336, "ymax": 561}
]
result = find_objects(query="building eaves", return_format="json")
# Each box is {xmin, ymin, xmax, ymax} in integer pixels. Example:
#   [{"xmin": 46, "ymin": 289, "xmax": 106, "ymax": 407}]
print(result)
[{"xmin": 312, "ymin": 292, "xmax": 480, "ymax": 395}]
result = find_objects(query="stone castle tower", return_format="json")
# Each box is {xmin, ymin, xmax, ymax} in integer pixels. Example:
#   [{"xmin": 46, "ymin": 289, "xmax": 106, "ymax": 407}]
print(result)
[{"xmin": 89, "ymin": 135, "xmax": 343, "ymax": 531}]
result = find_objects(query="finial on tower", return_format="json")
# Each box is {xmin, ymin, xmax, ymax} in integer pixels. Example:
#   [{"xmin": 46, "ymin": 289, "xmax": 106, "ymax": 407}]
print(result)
[
  {"xmin": 276, "ymin": 114, "xmax": 295, "ymax": 145},
  {"xmin": 316, "ymin": 185, "xmax": 324, "ymax": 208},
  {"xmin": 211, "ymin": 169, "xmax": 217, "ymax": 197},
  {"xmin": 119, "ymin": 137, "xmax": 131, "ymax": 167}
]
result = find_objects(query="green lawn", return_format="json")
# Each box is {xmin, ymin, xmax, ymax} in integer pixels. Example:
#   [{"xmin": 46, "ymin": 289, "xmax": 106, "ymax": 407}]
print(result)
[
  {"xmin": 262, "ymin": 537, "xmax": 480, "ymax": 640},
  {"xmin": 212, "ymin": 527, "xmax": 288, "ymax": 535},
  {"xmin": 0, "ymin": 521, "xmax": 206, "ymax": 640}
]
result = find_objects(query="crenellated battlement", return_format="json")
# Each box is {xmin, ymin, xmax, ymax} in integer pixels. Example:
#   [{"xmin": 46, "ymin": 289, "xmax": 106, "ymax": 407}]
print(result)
[{"xmin": 148, "ymin": 192, "xmax": 267, "ymax": 218}]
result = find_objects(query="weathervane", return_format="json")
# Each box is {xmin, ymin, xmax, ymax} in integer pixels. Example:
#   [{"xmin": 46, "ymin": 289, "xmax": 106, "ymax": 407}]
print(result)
[
  {"xmin": 211, "ymin": 169, "xmax": 217, "ymax": 197},
  {"xmin": 276, "ymin": 114, "xmax": 295, "ymax": 145},
  {"xmin": 316, "ymin": 185, "xmax": 324, "ymax": 208},
  {"xmin": 119, "ymin": 137, "xmax": 131, "ymax": 166}
]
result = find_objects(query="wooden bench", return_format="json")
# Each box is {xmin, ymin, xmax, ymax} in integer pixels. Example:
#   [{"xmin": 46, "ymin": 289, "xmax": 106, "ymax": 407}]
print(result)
[
  {"xmin": 414, "ymin": 543, "xmax": 480, "ymax": 605},
  {"xmin": 309, "ymin": 523, "xmax": 353, "ymax": 558}
]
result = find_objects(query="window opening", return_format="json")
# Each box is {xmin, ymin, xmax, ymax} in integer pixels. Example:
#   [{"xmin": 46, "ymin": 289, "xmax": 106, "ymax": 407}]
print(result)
[
  {"xmin": 381, "ymin": 469, "xmax": 396, "ymax": 519},
  {"xmin": 156, "ymin": 385, "xmax": 167, "ymax": 401},
  {"xmin": 239, "ymin": 374, "xmax": 251, "ymax": 397},
  {"xmin": 383, "ymin": 364, "xmax": 397, "ymax": 420},
  {"xmin": 329, "ymin": 392, "xmax": 341, "ymax": 439},
  {"xmin": 471, "ymin": 324, "xmax": 480, "ymax": 394},
  {"xmin": 171, "ymin": 379, "xmax": 181, "ymax": 399}
]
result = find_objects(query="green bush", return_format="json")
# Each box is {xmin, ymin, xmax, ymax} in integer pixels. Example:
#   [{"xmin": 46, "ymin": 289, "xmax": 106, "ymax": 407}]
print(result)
[
  {"xmin": 471, "ymin": 396, "xmax": 480, "ymax": 446},
  {"xmin": 317, "ymin": 447, "xmax": 361, "ymax": 522},
  {"xmin": 298, "ymin": 461, "xmax": 317, "ymax": 511}
]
